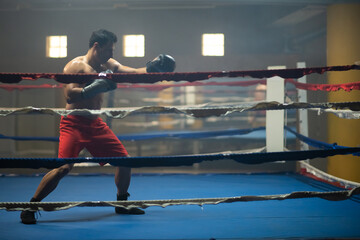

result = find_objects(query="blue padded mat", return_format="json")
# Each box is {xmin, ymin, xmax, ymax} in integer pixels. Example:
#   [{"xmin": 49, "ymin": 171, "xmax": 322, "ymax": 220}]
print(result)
[{"xmin": 0, "ymin": 173, "xmax": 359, "ymax": 239}]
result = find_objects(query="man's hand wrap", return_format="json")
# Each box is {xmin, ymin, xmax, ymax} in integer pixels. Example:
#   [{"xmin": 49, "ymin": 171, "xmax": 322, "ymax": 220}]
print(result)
[
  {"xmin": 146, "ymin": 54, "xmax": 176, "ymax": 73},
  {"xmin": 81, "ymin": 70, "xmax": 116, "ymax": 99}
]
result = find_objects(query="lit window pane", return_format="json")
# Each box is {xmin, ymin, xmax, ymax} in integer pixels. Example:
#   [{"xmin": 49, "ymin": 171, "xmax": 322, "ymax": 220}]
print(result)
[
  {"xmin": 136, "ymin": 47, "xmax": 144, "ymax": 56},
  {"xmin": 123, "ymin": 35, "xmax": 145, "ymax": 57},
  {"xmin": 50, "ymin": 37, "xmax": 60, "ymax": 47},
  {"xmin": 60, "ymin": 36, "xmax": 67, "ymax": 47},
  {"xmin": 202, "ymin": 33, "xmax": 224, "ymax": 56},
  {"xmin": 49, "ymin": 48, "xmax": 58, "ymax": 58},
  {"xmin": 60, "ymin": 48, "xmax": 67, "ymax": 58},
  {"xmin": 46, "ymin": 35, "xmax": 67, "ymax": 58},
  {"xmin": 126, "ymin": 49, "xmax": 136, "ymax": 57}
]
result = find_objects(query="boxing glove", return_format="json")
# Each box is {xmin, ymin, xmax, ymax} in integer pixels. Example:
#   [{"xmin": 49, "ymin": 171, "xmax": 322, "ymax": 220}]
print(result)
[
  {"xmin": 146, "ymin": 54, "xmax": 176, "ymax": 73},
  {"xmin": 81, "ymin": 70, "xmax": 116, "ymax": 99}
]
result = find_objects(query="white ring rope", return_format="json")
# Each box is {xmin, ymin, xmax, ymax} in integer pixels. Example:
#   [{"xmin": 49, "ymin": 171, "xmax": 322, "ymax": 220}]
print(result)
[
  {"xmin": 0, "ymin": 101, "xmax": 359, "ymax": 119},
  {"xmin": 1, "ymin": 187, "xmax": 359, "ymax": 212}
]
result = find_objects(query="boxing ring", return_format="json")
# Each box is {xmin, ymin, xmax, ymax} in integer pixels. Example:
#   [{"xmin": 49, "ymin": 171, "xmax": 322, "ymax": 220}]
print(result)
[{"xmin": 0, "ymin": 66, "xmax": 360, "ymax": 239}]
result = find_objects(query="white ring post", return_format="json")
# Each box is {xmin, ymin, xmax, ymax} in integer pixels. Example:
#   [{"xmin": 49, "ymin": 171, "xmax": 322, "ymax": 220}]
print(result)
[
  {"xmin": 297, "ymin": 62, "xmax": 309, "ymax": 164},
  {"xmin": 297, "ymin": 62, "xmax": 309, "ymax": 151},
  {"xmin": 266, "ymin": 66, "xmax": 286, "ymax": 152}
]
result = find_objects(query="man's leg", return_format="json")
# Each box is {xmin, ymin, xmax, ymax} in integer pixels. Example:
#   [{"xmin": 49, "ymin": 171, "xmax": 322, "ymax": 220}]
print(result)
[
  {"xmin": 20, "ymin": 164, "xmax": 74, "ymax": 224},
  {"xmin": 88, "ymin": 118, "xmax": 144, "ymax": 214},
  {"xmin": 115, "ymin": 165, "xmax": 131, "ymax": 196},
  {"xmin": 33, "ymin": 164, "xmax": 74, "ymax": 201},
  {"xmin": 114, "ymin": 162, "xmax": 144, "ymax": 215}
]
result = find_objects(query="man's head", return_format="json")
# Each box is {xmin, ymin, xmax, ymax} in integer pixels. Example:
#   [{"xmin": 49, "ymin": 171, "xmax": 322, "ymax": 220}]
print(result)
[
  {"xmin": 89, "ymin": 29, "xmax": 117, "ymax": 49},
  {"xmin": 89, "ymin": 29, "xmax": 117, "ymax": 63}
]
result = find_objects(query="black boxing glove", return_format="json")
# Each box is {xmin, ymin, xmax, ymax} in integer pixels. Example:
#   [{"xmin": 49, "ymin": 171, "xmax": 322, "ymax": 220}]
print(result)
[
  {"xmin": 146, "ymin": 54, "xmax": 176, "ymax": 73},
  {"xmin": 81, "ymin": 70, "xmax": 116, "ymax": 99}
]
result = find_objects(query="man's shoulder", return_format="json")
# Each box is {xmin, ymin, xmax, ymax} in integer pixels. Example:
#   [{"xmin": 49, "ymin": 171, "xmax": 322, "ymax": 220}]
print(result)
[
  {"xmin": 104, "ymin": 58, "xmax": 121, "ymax": 71},
  {"xmin": 64, "ymin": 56, "xmax": 93, "ymax": 73}
]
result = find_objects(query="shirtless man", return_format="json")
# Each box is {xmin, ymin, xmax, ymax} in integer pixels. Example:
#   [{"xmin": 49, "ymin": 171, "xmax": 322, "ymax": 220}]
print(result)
[{"xmin": 20, "ymin": 29, "xmax": 175, "ymax": 224}]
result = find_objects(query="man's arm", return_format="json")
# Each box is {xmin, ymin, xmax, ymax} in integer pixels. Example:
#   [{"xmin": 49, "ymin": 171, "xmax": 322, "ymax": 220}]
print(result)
[
  {"xmin": 110, "ymin": 54, "xmax": 175, "ymax": 73},
  {"xmin": 63, "ymin": 61, "xmax": 90, "ymax": 104},
  {"xmin": 109, "ymin": 59, "xmax": 147, "ymax": 73},
  {"xmin": 64, "ymin": 83, "xmax": 84, "ymax": 104}
]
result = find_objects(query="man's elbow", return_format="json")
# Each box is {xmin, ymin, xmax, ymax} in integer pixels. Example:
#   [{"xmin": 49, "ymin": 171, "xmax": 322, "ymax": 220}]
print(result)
[
  {"xmin": 66, "ymin": 93, "xmax": 82, "ymax": 104},
  {"xmin": 66, "ymin": 97, "xmax": 74, "ymax": 104}
]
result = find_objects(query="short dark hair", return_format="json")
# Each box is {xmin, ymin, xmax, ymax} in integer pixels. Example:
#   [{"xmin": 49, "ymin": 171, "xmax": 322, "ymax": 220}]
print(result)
[{"xmin": 89, "ymin": 29, "xmax": 117, "ymax": 48}]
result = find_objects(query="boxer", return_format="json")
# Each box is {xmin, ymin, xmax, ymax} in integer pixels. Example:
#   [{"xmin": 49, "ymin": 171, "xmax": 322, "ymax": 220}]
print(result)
[{"xmin": 21, "ymin": 29, "xmax": 175, "ymax": 224}]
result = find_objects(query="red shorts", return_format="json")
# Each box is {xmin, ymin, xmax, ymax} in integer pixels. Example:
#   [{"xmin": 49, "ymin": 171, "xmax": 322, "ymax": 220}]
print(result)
[{"xmin": 58, "ymin": 115, "xmax": 128, "ymax": 165}]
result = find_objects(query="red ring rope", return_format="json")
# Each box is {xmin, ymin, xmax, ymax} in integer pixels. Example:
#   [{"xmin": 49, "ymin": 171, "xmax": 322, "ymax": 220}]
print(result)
[{"xmin": 0, "ymin": 64, "xmax": 359, "ymax": 84}]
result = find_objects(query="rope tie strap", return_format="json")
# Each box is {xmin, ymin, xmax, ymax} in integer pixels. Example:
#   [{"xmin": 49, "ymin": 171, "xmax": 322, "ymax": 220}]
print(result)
[{"xmin": 1, "ymin": 187, "xmax": 359, "ymax": 212}]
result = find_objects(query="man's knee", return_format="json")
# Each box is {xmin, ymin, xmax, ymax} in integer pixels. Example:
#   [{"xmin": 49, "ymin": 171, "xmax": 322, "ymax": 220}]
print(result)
[{"xmin": 56, "ymin": 164, "xmax": 73, "ymax": 177}]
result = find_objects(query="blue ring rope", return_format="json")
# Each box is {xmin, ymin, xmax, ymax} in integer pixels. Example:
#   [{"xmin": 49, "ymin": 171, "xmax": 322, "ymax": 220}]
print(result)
[
  {"xmin": 0, "ymin": 147, "xmax": 359, "ymax": 169},
  {"xmin": 0, "ymin": 126, "xmax": 357, "ymax": 155},
  {"xmin": 0, "ymin": 127, "xmax": 265, "ymax": 142}
]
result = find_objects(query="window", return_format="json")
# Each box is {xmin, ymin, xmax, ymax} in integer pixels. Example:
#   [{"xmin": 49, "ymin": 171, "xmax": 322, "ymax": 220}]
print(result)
[
  {"xmin": 46, "ymin": 35, "xmax": 67, "ymax": 58},
  {"xmin": 123, "ymin": 35, "xmax": 145, "ymax": 57},
  {"xmin": 202, "ymin": 33, "xmax": 224, "ymax": 56}
]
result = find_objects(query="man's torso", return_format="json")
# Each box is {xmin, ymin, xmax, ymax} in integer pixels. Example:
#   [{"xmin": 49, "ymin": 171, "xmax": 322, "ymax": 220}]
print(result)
[{"xmin": 63, "ymin": 56, "xmax": 115, "ymax": 113}]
